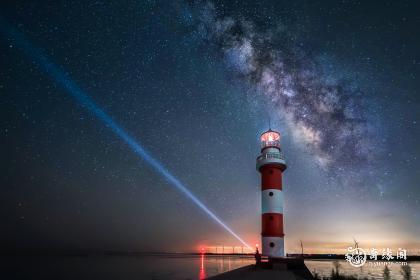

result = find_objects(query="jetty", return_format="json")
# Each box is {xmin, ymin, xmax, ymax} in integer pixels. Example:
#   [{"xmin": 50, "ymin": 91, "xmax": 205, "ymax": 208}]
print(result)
[{"xmin": 206, "ymin": 258, "xmax": 314, "ymax": 280}]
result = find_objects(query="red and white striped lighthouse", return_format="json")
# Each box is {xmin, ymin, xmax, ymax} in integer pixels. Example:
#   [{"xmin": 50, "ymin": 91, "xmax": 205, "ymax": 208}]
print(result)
[{"xmin": 256, "ymin": 129, "xmax": 287, "ymax": 258}]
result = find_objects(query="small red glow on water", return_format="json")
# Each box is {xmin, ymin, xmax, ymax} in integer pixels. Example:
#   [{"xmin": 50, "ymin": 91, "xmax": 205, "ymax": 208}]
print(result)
[{"xmin": 199, "ymin": 252, "xmax": 206, "ymax": 280}]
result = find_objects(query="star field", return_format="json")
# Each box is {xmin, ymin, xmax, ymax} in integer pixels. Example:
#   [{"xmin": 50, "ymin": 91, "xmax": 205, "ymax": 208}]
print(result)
[{"xmin": 0, "ymin": 0, "xmax": 419, "ymax": 253}]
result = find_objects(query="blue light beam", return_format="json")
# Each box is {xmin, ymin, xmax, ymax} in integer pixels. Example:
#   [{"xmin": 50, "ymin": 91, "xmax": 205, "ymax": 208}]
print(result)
[{"xmin": 1, "ymin": 22, "xmax": 251, "ymax": 249}]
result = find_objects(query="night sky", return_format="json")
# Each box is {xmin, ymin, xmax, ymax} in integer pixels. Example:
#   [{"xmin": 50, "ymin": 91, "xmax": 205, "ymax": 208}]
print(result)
[{"xmin": 1, "ymin": 1, "xmax": 419, "ymax": 254}]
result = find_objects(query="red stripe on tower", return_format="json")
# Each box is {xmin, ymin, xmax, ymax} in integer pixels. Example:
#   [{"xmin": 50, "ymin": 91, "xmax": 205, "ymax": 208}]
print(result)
[{"xmin": 256, "ymin": 129, "xmax": 287, "ymax": 258}]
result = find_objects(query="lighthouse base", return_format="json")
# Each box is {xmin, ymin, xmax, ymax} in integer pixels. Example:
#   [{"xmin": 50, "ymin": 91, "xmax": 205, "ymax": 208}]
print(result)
[
  {"xmin": 262, "ymin": 236, "xmax": 284, "ymax": 258},
  {"xmin": 266, "ymin": 256, "xmax": 305, "ymax": 268}
]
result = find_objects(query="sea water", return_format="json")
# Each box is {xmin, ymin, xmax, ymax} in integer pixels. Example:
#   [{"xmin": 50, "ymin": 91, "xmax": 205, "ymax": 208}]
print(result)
[{"xmin": 1, "ymin": 254, "xmax": 419, "ymax": 280}]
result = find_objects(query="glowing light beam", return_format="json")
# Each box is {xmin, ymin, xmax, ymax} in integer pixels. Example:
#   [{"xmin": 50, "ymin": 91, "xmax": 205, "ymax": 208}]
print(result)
[{"xmin": 0, "ymin": 21, "xmax": 251, "ymax": 249}]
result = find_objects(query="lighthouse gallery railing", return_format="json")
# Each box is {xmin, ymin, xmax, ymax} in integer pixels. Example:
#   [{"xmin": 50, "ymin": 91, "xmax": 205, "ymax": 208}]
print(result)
[{"xmin": 256, "ymin": 152, "xmax": 285, "ymax": 162}]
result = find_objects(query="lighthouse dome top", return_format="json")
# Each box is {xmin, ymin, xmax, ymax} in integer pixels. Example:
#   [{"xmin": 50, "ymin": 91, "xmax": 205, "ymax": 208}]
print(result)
[{"xmin": 260, "ymin": 129, "xmax": 281, "ymax": 149}]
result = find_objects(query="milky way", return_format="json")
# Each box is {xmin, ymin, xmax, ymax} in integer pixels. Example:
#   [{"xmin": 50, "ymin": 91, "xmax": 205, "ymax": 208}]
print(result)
[{"xmin": 192, "ymin": 2, "xmax": 380, "ymax": 171}]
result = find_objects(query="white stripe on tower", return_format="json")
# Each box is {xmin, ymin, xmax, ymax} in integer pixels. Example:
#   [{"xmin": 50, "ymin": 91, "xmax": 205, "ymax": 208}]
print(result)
[{"xmin": 261, "ymin": 189, "xmax": 283, "ymax": 214}]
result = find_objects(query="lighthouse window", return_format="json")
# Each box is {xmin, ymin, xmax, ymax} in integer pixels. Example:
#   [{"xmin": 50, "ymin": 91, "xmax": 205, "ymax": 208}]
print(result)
[
  {"xmin": 269, "ymin": 215, "xmax": 274, "ymax": 221},
  {"xmin": 269, "ymin": 169, "xmax": 274, "ymax": 174},
  {"xmin": 270, "ymin": 242, "xmax": 275, "ymax": 248},
  {"xmin": 269, "ymin": 192, "xmax": 273, "ymax": 197}
]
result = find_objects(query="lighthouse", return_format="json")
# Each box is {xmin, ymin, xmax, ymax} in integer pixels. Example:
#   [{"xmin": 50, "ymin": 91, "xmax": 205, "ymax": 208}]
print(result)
[{"xmin": 256, "ymin": 129, "xmax": 287, "ymax": 258}]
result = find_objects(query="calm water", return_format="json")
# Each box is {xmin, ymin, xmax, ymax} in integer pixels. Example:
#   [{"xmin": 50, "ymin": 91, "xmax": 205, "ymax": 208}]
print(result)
[
  {"xmin": 0, "ymin": 254, "xmax": 254, "ymax": 280},
  {"xmin": 306, "ymin": 259, "xmax": 420, "ymax": 280},
  {"xmin": 1, "ymin": 255, "xmax": 419, "ymax": 279}
]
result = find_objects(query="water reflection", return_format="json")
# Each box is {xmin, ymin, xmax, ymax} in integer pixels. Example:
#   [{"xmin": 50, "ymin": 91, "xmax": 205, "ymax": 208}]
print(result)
[
  {"xmin": 199, "ymin": 253, "xmax": 206, "ymax": 280},
  {"xmin": 2, "ymin": 255, "xmax": 417, "ymax": 280},
  {"xmin": 305, "ymin": 260, "xmax": 420, "ymax": 280},
  {"xmin": 198, "ymin": 254, "xmax": 255, "ymax": 279}
]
